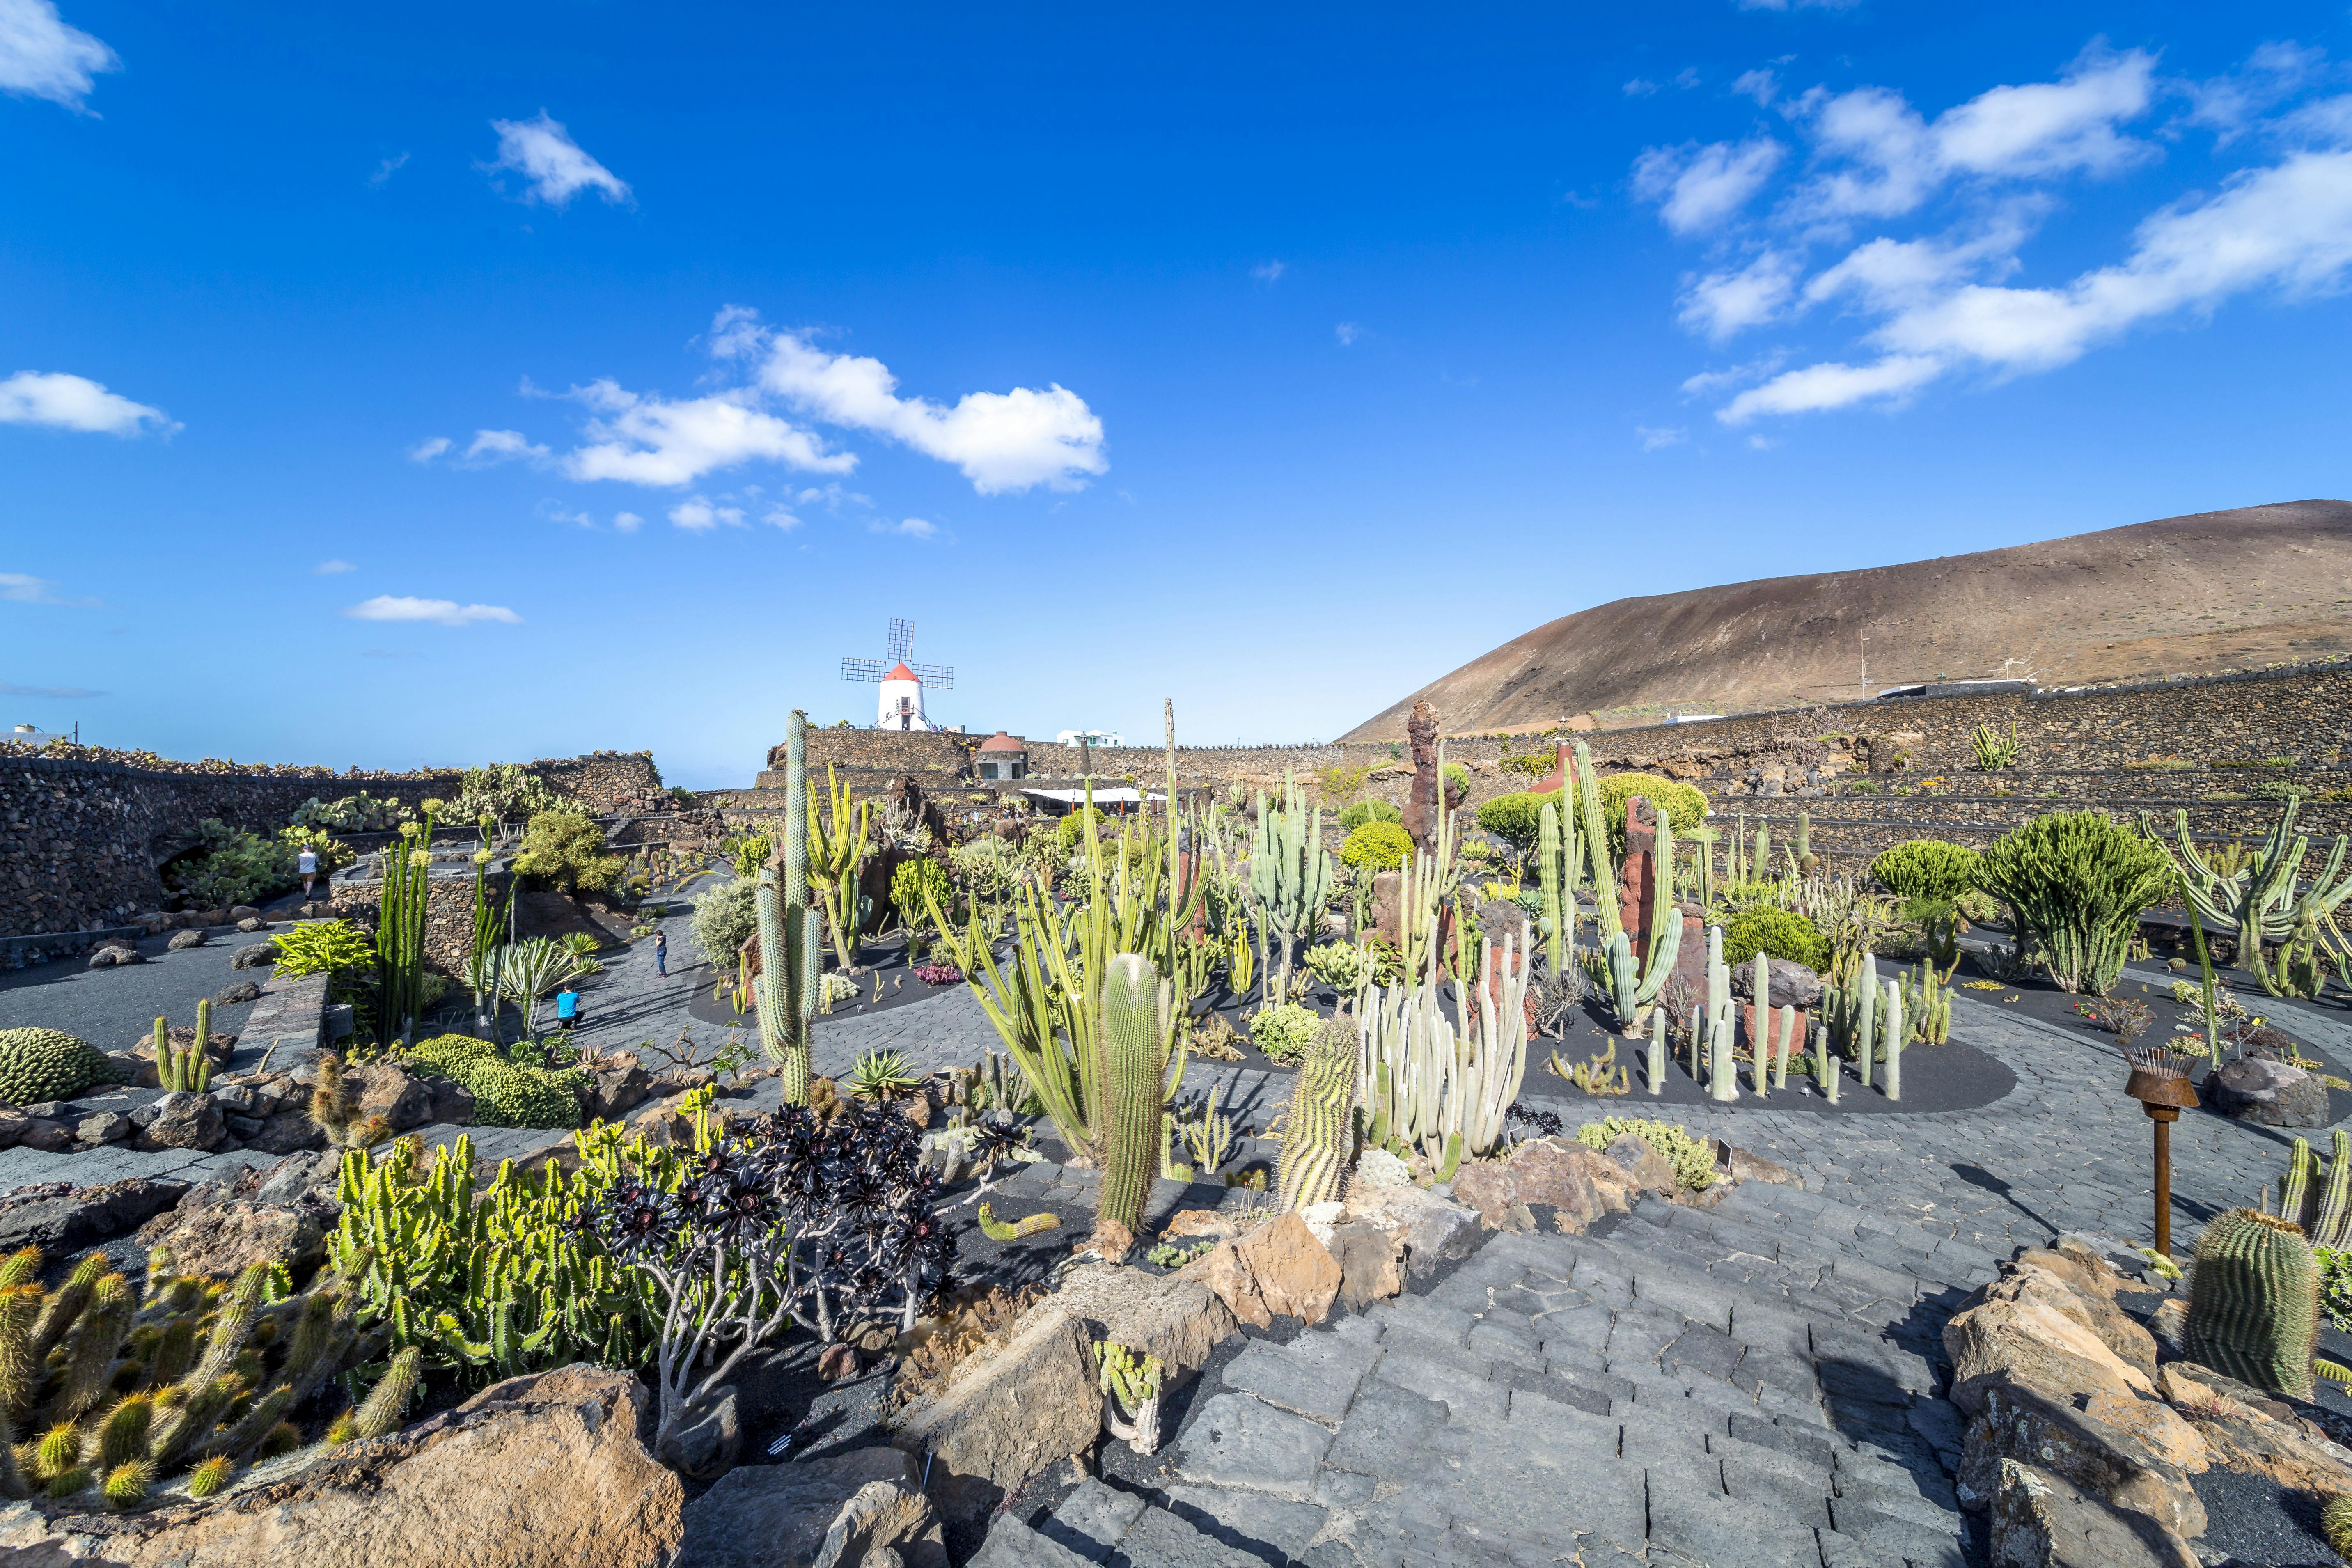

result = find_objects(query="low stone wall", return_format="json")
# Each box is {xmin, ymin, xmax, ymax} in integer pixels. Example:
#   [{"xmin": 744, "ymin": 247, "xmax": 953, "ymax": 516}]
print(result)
[{"xmin": 0, "ymin": 748, "xmax": 663, "ymax": 941}]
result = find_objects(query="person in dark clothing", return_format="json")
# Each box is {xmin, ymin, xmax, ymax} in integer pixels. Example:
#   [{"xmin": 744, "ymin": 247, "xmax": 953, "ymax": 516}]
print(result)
[{"xmin": 654, "ymin": 930, "xmax": 668, "ymax": 977}]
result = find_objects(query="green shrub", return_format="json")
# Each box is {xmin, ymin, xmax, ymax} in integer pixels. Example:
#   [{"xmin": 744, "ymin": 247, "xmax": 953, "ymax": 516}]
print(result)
[
  {"xmin": 289, "ymin": 791, "xmax": 413, "ymax": 832},
  {"xmin": 2251, "ymin": 780, "xmax": 2308, "ymax": 801},
  {"xmin": 1575, "ymin": 1117, "xmax": 1714, "ymax": 1190},
  {"xmin": 1979, "ymin": 812, "xmax": 2171, "ymax": 996},
  {"xmin": 447, "ymin": 762, "xmax": 563, "ymax": 823},
  {"xmin": 1498, "ymin": 752, "xmax": 1557, "ymax": 779},
  {"xmin": 165, "ymin": 818, "xmax": 297, "ymax": 907},
  {"xmin": 513, "ymin": 811, "xmax": 625, "ymax": 894},
  {"xmin": 1476, "ymin": 790, "xmax": 1563, "ymax": 851},
  {"xmin": 0, "ymin": 1027, "xmax": 123, "ymax": 1105},
  {"xmin": 271, "ymin": 919, "xmax": 376, "ymax": 978},
  {"xmin": 1869, "ymin": 840, "xmax": 1983, "ymax": 902},
  {"xmin": 277, "ymin": 824, "xmax": 355, "ymax": 872},
  {"xmin": 1056, "ymin": 807, "xmax": 1111, "ymax": 851},
  {"xmin": 720, "ymin": 832, "xmax": 772, "ymax": 878},
  {"xmin": 1594, "ymin": 774, "xmax": 1708, "ymax": 851},
  {"xmin": 410, "ymin": 1034, "xmax": 585, "ymax": 1128},
  {"xmin": 1248, "ymin": 1003, "xmax": 1321, "ymax": 1062},
  {"xmin": 1341, "ymin": 821, "xmax": 1414, "ymax": 872},
  {"xmin": 1336, "ymin": 799, "xmax": 1403, "ymax": 833},
  {"xmin": 891, "ymin": 856, "xmax": 952, "ymax": 927},
  {"xmin": 1721, "ymin": 908, "xmax": 1829, "ymax": 972},
  {"xmin": 689, "ymin": 879, "xmax": 757, "ymax": 973}
]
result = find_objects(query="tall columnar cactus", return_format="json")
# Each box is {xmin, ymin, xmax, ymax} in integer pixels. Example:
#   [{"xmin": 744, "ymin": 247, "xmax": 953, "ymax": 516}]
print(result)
[
  {"xmin": 807, "ymin": 765, "xmax": 874, "ymax": 974},
  {"xmin": 1536, "ymin": 800, "xmax": 1580, "ymax": 978},
  {"xmin": 1900, "ymin": 958, "xmax": 1953, "ymax": 1045},
  {"xmin": 2187, "ymin": 1209, "xmax": 2324, "ymax": 1396},
  {"xmin": 2269, "ymin": 1131, "xmax": 2352, "ymax": 1249},
  {"xmin": 1882, "ymin": 978, "xmax": 1905, "ymax": 1101},
  {"xmin": 1249, "ymin": 775, "xmax": 1333, "ymax": 1000},
  {"xmin": 1277, "ymin": 1015, "xmax": 1358, "ymax": 1211},
  {"xmin": 1578, "ymin": 745, "xmax": 1680, "ymax": 1031},
  {"xmin": 376, "ymin": 803, "xmax": 440, "ymax": 1047},
  {"xmin": 1646, "ymin": 1009, "xmax": 1666, "ymax": 1097},
  {"xmin": 1816, "ymin": 1024, "xmax": 1839, "ymax": 1103},
  {"xmin": 1357, "ymin": 935, "xmax": 1528, "ymax": 1166},
  {"xmin": 2148, "ymin": 802, "xmax": 2352, "ymax": 999},
  {"xmin": 755, "ymin": 711, "xmax": 824, "ymax": 1101},
  {"xmin": 1093, "ymin": 954, "xmax": 1170, "ymax": 1252}
]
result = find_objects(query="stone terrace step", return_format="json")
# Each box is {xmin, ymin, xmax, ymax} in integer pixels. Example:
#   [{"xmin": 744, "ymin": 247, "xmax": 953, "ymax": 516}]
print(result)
[{"xmin": 1006, "ymin": 1192, "xmax": 1980, "ymax": 1568}]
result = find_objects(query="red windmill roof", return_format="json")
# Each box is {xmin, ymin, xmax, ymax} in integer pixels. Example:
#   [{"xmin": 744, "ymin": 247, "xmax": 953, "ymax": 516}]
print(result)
[
  {"xmin": 885, "ymin": 662, "xmax": 919, "ymax": 682},
  {"xmin": 979, "ymin": 731, "xmax": 1026, "ymax": 751}
]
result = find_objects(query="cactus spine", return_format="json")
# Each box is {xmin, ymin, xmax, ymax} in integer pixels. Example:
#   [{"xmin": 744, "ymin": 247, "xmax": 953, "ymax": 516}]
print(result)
[
  {"xmin": 160, "ymin": 1005, "xmax": 212, "ymax": 1094},
  {"xmin": 2187, "ymin": 1209, "xmax": 2323, "ymax": 1396},
  {"xmin": 1277, "ymin": 1015, "xmax": 1358, "ymax": 1212},
  {"xmin": 1093, "ymin": 954, "xmax": 1169, "ymax": 1252},
  {"xmin": 755, "ymin": 710, "xmax": 824, "ymax": 1101},
  {"xmin": 351, "ymin": 1346, "xmax": 422, "ymax": 1441},
  {"xmin": 2273, "ymin": 1131, "xmax": 2352, "ymax": 1248}
]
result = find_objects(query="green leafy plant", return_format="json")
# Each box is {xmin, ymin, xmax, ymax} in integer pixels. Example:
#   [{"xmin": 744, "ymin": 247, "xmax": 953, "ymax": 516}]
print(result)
[
  {"xmin": 1720, "ymin": 908, "xmax": 1830, "ymax": 972},
  {"xmin": 1341, "ymin": 820, "xmax": 1413, "ymax": 872},
  {"xmin": 447, "ymin": 763, "xmax": 564, "ymax": 825},
  {"xmin": 165, "ymin": 819, "xmax": 298, "ymax": 908},
  {"xmin": 1336, "ymin": 800, "xmax": 1402, "ymax": 833},
  {"xmin": 512, "ymin": 812, "xmax": 625, "ymax": 896},
  {"xmin": 261, "ymin": 919, "xmax": 375, "ymax": 979},
  {"xmin": 1475, "ymin": 790, "xmax": 1563, "ymax": 853},
  {"xmin": 1302, "ymin": 941, "xmax": 1368, "ymax": 991},
  {"xmin": 689, "ymin": 880, "xmax": 759, "ymax": 988},
  {"xmin": 1248, "ymin": 1002, "xmax": 1321, "ymax": 1062},
  {"xmin": 275, "ymin": 825, "xmax": 355, "ymax": 873},
  {"xmin": 719, "ymin": 833, "xmax": 773, "ymax": 879},
  {"xmin": 1980, "ymin": 811, "xmax": 2171, "ymax": 996},
  {"xmin": 848, "ymin": 1048, "xmax": 922, "ymax": 1101},
  {"xmin": 1055, "ymin": 807, "xmax": 1111, "ymax": 852},
  {"xmin": 290, "ymin": 791, "xmax": 413, "ymax": 832},
  {"xmin": 1968, "ymin": 722, "xmax": 2022, "ymax": 771},
  {"xmin": 1869, "ymin": 840, "xmax": 1983, "ymax": 902},
  {"xmin": 1591, "ymin": 773, "xmax": 1708, "ymax": 853},
  {"xmin": 890, "ymin": 857, "xmax": 952, "ymax": 933}
]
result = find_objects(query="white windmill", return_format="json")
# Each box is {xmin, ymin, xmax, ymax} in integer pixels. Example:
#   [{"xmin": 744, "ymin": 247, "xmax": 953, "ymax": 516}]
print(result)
[{"xmin": 841, "ymin": 618, "xmax": 956, "ymax": 731}]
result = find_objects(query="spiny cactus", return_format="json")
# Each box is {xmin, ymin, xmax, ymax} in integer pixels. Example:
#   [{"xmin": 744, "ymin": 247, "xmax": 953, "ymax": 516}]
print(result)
[
  {"xmin": 1093, "ymin": 954, "xmax": 1170, "ymax": 1254},
  {"xmin": 1277, "ymin": 1015, "xmax": 1359, "ymax": 1211},
  {"xmin": 2269, "ymin": 1130, "xmax": 2352, "ymax": 1249},
  {"xmin": 1095, "ymin": 1341, "xmax": 1166, "ymax": 1454},
  {"xmin": 755, "ymin": 709, "xmax": 825, "ymax": 1101},
  {"xmin": 0, "ymin": 1028, "xmax": 123, "ymax": 1107},
  {"xmin": 1249, "ymin": 775, "xmax": 1334, "ymax": 1000},
  {"xmin": 158, "ymin": 1007, "xmax": 213, "ymax": 1095},
  {"xmin": 349, "ymin": 1346, "xmax": 421, "ymax": 1442},
  {"xmin": 2186, "ymin": 1208, "xmax": 2323, "ymax": 1396},
  {"xmin": 977, "ymin": 1205, "xmax": 1060, "ymax": 1241},
  {"xmin": 1536, "ymin": 798, "xmax": 1580, "ymax": 979}
]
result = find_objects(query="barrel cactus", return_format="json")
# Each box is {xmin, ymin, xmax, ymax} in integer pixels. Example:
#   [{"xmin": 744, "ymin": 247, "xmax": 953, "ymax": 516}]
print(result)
[
  {"xmin": 0, "ymin": 1029, "xmax": 124, "ymax": 1106},
  {"xmin": 2186, "ymin": 1208, "xmax": 2323, "ymax": 1397}
]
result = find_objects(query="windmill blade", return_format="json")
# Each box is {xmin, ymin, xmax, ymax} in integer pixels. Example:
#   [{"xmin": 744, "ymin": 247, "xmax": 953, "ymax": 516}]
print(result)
[
  {"xmin": 910, "ymin": 663, "xmax": 956, "ymax": 689},
  {"xmin": 887, "ymin": 618, "xmax": 914, "ymax": 664},
  {"xmin": 841, "ymin": 658, "xmax": 890, "ymax": 682}
]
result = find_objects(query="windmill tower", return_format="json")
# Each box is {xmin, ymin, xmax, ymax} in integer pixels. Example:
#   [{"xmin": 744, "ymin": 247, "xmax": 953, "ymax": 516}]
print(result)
[{"xmin": 841, "ymin": 618, "xmax": 956, "ymax": 730}]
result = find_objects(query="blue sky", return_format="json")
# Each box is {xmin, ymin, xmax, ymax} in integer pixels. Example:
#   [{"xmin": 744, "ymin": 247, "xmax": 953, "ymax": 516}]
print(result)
[{"xmin": 6, "ymin": 2, "xmax": 2351, "ymax": 785}]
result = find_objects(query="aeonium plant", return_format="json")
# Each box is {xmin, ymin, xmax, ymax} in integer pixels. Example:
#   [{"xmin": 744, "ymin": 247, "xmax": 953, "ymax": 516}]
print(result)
[{"xmin": 576, "ymin": 1098, "xmax": 958, "ymax": 1453}]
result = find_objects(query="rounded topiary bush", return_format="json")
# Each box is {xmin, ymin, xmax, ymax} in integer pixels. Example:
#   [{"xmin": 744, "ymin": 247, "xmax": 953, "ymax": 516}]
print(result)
[
  {"xmin": 1592, "ymin": 773, "xmax": 1708, "ymax": 850},
  {"xmin": 1721, "ymin": 908, "xmax": 1829, "ymax": 972},
  {"xmin": 1341, "ymin": 820, "xmax": 1414, "ymax": 872},
  {"xmin": 409, "ymin": 1034, "xmax": 585, "ymax": 1129},
  {"xmin": 1475, "ymin": 790, "xmax": 1563, "ymax": 851},
  {"xmin": 1870, "ymin": 840, "xmax": 1983, "ymax": 902},
  {"xmin": 1056, "ymin": 807, "xmax": 1111, "ymax": 851},
  {"xmin": 0, "ymin": 1028, "xmax": 123, "ymax": 1106},
  {"xmin": 1336, "ymin": 799, "xmax": 1402, "ymax": 833}
]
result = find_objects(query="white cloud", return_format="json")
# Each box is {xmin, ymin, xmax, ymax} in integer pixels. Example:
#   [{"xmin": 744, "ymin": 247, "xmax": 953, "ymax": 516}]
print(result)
[
  {"xmin": 1732, "ymin": 69, "xmax": 1779, "ymax": 108},
  {"xmin": 563, "ymin": 381, "xmax": 849, "ymax": 488},
  {"xmin": 667, "ymin": 497, "xmax": 745, "ymax": 532},
  {"xmin": 482, "ymin": 112, "xmax": 632, "ymax": 208},
  {"xmin": 1679, "ymin": 250, "xmax": 1803, "ymax": 339},
  {"xmin": 1252, "ymin": 260, "xmax": 1287, "ymax": 283},
  {"xmin": 0, "ymin": 370, "xmax": 173, "ymax": 435},
  {"xmin": 613, "ymin": 511, "xmax": 642, "ymax": 533},
  {"xmin": 0, "ymin": 0, "xmax": 116, "ymax": 110},
  {"xmin": 2184, "ymin": 42, "xmax": 2324, "ymax": 144},
  {"xmin": 343, "ymin": 595, "xmax": 521, "ymax": 627},
  {"xmin": 1673, "ymin": 68, "xmax": 1701, "ymax": 91},
  {"xmin": 407, "ymin": 435, "xmax": 452, "ymax": 463},
  {"xmin": 370, "ymin": 152, "xmax": 410, "ymax": 187},
  {"xmin": 1636, "ymin": 426, "xmax": 1689, "ymax": 450},
  {"xmin": 1334, "ymin": 322, "xmax": 1362, "ymax": 346},
  {"xmin": 759, "ymin": 507, "xmax": 798, "ymax": 530},
  {"xmin": 314, "ymin": 559, "xmax": 356, "ymax": 575},
  {"xmin": 869, "ymin": 516, "xmax": 937, "ymax": 539},
  {"xmin": 1678, "ymin": 353, "xmax": 1787, "ymax": 398},
  {"xmin": 1719, "ymin": 354, "xmax": 1943, "ymax": 422},
  {"xmin": 464, "ymin": 429, "xmax": 550, "ymax": 465},
  {"xmin": 1633, "ymin": 138, "xmax": 1785, "ymax": 234},
  {"xmin": 0, "ymin": 572, "xmax": 97, "ymax": 606},
  {"xmin": 0, "ymin": 681, "xmax": 101, "ymax": 697},
  {"xmin": 736, "ymin": 317, "xmax": 1108, "ymax": 493},
  {"xmin": 1624, "ymin": 78, "xmax": 1660, "ymax": 99}
]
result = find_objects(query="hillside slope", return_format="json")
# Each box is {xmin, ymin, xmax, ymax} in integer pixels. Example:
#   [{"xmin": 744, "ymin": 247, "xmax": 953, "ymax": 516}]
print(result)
[{"xmin": 1341, "ymin": 500, "xmax": 2352, "ymax": 740}]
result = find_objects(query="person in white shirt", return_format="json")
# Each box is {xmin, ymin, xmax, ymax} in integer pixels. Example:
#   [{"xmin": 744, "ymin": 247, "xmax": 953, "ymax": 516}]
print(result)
[{"xmin": 297, "ymin": 844, "xmax": 320, "ymax": 899}]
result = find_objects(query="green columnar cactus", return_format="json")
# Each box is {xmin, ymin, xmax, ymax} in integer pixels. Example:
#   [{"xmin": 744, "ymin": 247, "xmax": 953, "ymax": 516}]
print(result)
[
  {"xmin": 1795, "ymin": 811, "xmax": 1814, "ymax": 874},
  {"xmin": 1093, "ymin": 954, "xmax": 1169, "ymax": 1250},
  {"xmin": 808, "ymin": 765, "xmax": 874, "ymax": 974},
  {"xmin": 1729, "ymin": 815, "xmax": 1747, "ymax": 885},
  {"xmin": 1749, "ymin": 951, "xmax": 1771, "ymax": 1098},
  {"xmin": 755, "ymin": 710, "xmax": 824, "ymax": 1100},
  {"xmin": 1856, "ymin": 954, "xmax": 1879, "ymax": 1078},
  {"xmin": 1537, "ymin": 800, "xmax": 1569, "ymax": 977},
  {"xmin": 1774, "ymin": 1004, "xmax": 1795, "ymax": 1090},
  {"xmin": 376, "ymin": 804, "xmax": 439, "ymax": 1046},
  {"xmin": 1277, "ymin": 1015, "xmax": 1359, "ymax": 1212},
  {"xmin": 1249, "ymin": 775, "xmax": 1334, "ymax": 1000},
  {"xmin": 2187, "ymin": 1208, "xmax": 2324, "ymax": 1396},
  {"xmin": 1647, "ymin": 1009, "xmax": 1666, "ymax": 1097},
  {"xmin": 2270, "ymin": 1131, "xmax": 2352, "ymax": 1249},
  {"xmin": 1756, "ymin": 821, "xmax": 1770, "ymax": 880},
  {"xmin": 1586, "ymin": 773, "xmax": 1680, "ymax": 1032},
  {"xmin": 1814, "ymin": 1023, "xmax": 1838, "ymax": 1102},
  {"xmin": 1576, "ymin": 743, "xmax": 1620, "ymax": 939},
  {"xmin": 2149, "ymin": 802, "xmax": 2352, "ymax": 999},
  {"xmin": 2283, "ymin": 1137, "xmax": 2317, "ymax": 1225}
]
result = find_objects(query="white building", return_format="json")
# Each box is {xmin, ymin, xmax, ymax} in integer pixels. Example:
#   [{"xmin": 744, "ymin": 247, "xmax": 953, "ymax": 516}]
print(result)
[
  {"xmin": 877, "ymin": 664, "xmax": 931, "ymax": 730},
  {"xmin": 1055, "ymin": 728, "xmax": 1124, "ymax": 747}
]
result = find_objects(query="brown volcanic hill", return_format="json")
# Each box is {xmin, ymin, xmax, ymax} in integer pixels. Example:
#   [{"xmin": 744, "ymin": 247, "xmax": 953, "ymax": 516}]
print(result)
[{"xmin": 1341, "ymin": 500, "xmax": 2352, "ymax": 741}]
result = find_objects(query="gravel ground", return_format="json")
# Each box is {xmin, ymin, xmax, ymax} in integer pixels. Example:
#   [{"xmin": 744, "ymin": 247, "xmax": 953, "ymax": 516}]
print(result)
[{"xmin": 0, "ymin": 927, "xmax": 278, "ymax": 1050}]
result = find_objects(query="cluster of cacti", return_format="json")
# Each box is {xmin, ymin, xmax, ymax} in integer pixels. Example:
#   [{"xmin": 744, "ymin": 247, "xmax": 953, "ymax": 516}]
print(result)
[
  {"xmin": 0, "ymin": 1245, "xmax": 411, "ymax": 1510},
  {"xmin": 2185, "ymin": 1208, "xmax": 2330, "ymax": 1397},
  {"xmin": 1813, "ymin": 1023, "xmax": 1839, "ymax": 1103},
  {"xmin": 0, "ymin": 1027, "xmax": 123, "ymax": 1107},
  {"xmin": 1551, "ymin": 1040, "xmax": 1629, "ymax": 1096},
  {"xmin": 1897, "ymin": 958, "xmax": 1953, "ymax": 1045},
  {"xmin": 1094, "ymin": 1341, "xmax": 1166, "ymax": 1453},
  {"xmin": 1249, "ymin": 775, "xmax": 1334, "ymax": 1001},
  {"xmin": 331, "ymin": 1135, "xmax": 657, "ymax": 1381},
  {"xmin": 1277, "ymin": 1015, "xmax": 1359, "ymax": 1210},
  {"xmin": 2147, "ymin": 801, "xmax": 2352, "ymax": 999},
  {"xmin": 1575, "ymin": 1117, "xmax": 1715, "ymax": 1191},
  {"xmin": 1980, "ymin": 811, "xmax": 2172, "ymax": 997},
  {"xmin": 1577, "ymin": 740, "xmax": 1681, "ymax": 1032},
  {"xmin": 1823, "ymin": 955, "xmax": 1907, "ymax": 1098},
  {"xmin": 376, "ymin": 802, "xmax": 440, "ymax": 1047},
  {"xmin": 1536, "ymin": 797, "xmax": 1582, "ymax": 979},
  {"xmin": 1695, "ymin": 926, "xmax": 1736, "ymax": 1102},
  {"xmin": 2270, "ymin": 1130, "xmax": 2352, "ymax": 1249},
  {"xmin": 1358, "ymin": 933, "xmax": 1529, "ymax": 1177},
  {"xmin": 155, "ymin": 1004, "xmax": 213, "ymax": 1094},
  {"xmin": 1176, "ymin": 1081, "xmax": 1238, "ymax": 1177},
  {"xmin": 1093, "ymin": 954, "xmax": 1172, "ymax": 1249},
  {"xmin": 755, "ymin": 711, "xmax": 825, "ymax": 1102},
  {"xmin": 808, "ymin": 763, "xmax": 875, "ymax": 974}
]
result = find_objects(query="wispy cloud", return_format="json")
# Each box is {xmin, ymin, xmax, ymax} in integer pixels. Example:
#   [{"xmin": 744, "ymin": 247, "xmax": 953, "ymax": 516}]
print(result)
[
  {"xmin": 613, "ymin": 511, "xmax": 642, "ymax": 533},
  {"xmin": 1624, "ymin": 79, "xmax": 1660, "ymax": 99},
  {"xmin": 314, "ymin": 559, "xmax": 357, "ymax": 575},
  {"xmin": 1637, "ymin": 426, "xmax": 1690, "ymax": 451},
  {"xmin": 868, "ymin": 516, "xmax": 937, "ymax": 539},
  {"xmin": 0, "ymin": 681, "xmax": 101, "ymax": 697},
  {"xmin": 1251, "ymin": 260, "xmax": 1288, "ymax": 284},
  {"xmin": 481, "ymin": 111, "xmax": 632, "ymax": 208},
  {"xmin": 465, "ymin": 429, "xmax": 552, "ymax": 465},
  {"xmin": 0, "ymin": 371, "xmax": 175, "ymax": 436},
  {"xmin": 1632, "ymin": 138, "xmax": 1786, "ymax": 235},
  {"xmin": 407, "ymin": 436, "xmax": 452, "ymax": 463},
  {"xmin": 343, "ymin": 595, "xmax": 521, "ymax": 627},
  {"xmin": 1334, "ymin": 322, "xmax": 1363, "ymax": 346},
  {"xmin": 370, "ymin": 152, "xmax": 410, "ymax": 187},
  {"xmin": 667, "ymin": 496, "xmax": 746, "ymax": 532},
  {"xmin": 0, "ymin": 571, "xmax": 99, "ymax": 607},
  {"xmin": 0, "ymin": 0, "xmax": 117, "ymax": 111}
]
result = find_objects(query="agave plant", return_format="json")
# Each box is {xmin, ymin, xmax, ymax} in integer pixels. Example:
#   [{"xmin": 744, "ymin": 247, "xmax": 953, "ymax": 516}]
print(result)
[
  {"xmin": 848, "ymin": 1048, "xmax": 923, "ymax": 1103},
  {"xmin": 497, "ymin": 936, "xmax": 599, "ymax": 1036}
]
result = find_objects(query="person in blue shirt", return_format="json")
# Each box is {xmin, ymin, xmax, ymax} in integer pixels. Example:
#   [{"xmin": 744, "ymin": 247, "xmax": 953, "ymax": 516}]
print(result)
[
  {"xmin": 654, "ymin": 930, "xmax": 668, "ymax": 977},
  {"xmin": 554, "ymin": 986, "xmax": 581, "ymax": 1032}
]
